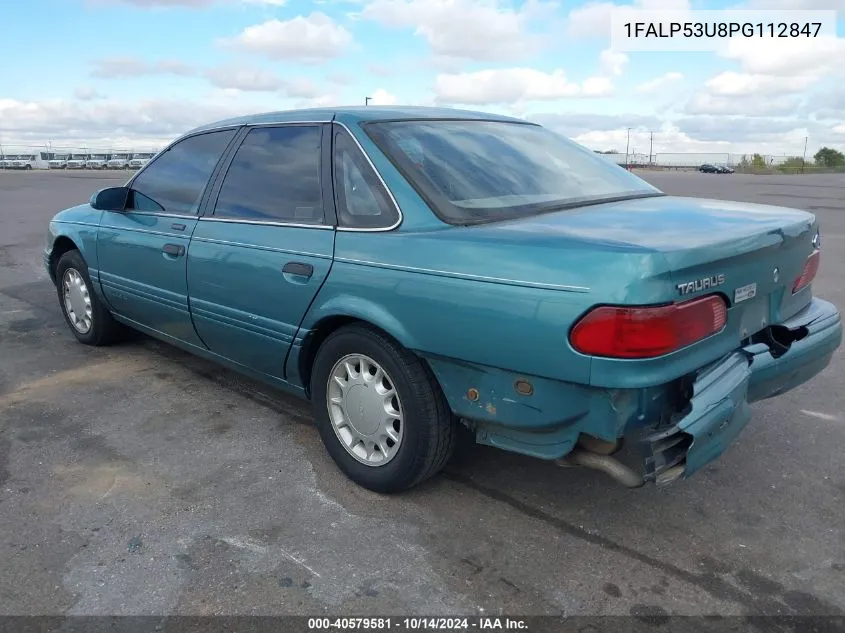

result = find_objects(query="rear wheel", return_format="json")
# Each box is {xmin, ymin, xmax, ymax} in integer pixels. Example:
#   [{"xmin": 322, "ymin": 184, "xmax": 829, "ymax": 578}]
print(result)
[
  {"xmin": 311, "ymin": 324, "xmax": 456, "ymax": 493},
  {"xmin": 55, "ymin": 250, "xmax": 126, "ymax": 346}
]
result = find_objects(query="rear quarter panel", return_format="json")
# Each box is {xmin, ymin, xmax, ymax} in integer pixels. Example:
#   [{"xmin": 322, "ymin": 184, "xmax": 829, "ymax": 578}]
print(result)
[{"xmin": 302, "ymin": 231, "xmax": 674, "ymax": 386}]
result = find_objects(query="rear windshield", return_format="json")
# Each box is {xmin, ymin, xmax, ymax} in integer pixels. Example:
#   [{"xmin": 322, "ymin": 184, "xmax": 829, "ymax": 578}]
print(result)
[{"xmin": 364, "ymin": 120, "xmax": 662, "ymax": 225}]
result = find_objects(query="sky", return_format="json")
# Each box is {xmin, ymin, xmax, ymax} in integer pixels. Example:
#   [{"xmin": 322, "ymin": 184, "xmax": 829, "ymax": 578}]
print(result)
[{"xmin": 0, "ymin": 0, "xmax": 844, "ymax": 157}]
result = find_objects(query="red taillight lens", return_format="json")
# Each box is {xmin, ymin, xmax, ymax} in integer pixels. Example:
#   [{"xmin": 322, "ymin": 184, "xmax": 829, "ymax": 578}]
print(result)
[
  {"xmin": 792, "ymin": 250, "xmax": 820, "ymax": 294},
  {"xmin": 570, "ymin": 295, "xmax": 727, "ymax": 359}
]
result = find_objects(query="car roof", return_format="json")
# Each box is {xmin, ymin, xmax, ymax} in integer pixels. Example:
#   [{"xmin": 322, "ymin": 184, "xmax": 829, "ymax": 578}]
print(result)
[{"xmin": 186, "ymin": 106, "xmax": 528, "ymax": 135}]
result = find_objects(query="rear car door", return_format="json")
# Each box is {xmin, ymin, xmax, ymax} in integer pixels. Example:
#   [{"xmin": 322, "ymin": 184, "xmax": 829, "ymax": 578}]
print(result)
[
  {"xmin": 97, "ymin": 128, "xmax": 238, "ymax": 345},
  {"xmin": 186, "ymin": 123, "xmax": 336, "ymax": 380}
]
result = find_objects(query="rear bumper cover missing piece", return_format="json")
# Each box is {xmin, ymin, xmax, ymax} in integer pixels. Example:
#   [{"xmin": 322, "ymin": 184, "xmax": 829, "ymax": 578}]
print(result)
[{"xmin": 642, "ymin": 297, "xmax": 841, "ymax": 484}]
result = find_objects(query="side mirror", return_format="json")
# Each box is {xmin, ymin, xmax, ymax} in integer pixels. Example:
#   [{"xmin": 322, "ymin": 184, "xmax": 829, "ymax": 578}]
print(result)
[{"xmin": 90, "ymin": 186, "xmax": 130, "ymax": 211}]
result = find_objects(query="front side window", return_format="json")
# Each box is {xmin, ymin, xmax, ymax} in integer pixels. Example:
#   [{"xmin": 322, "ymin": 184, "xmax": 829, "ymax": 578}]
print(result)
[
  {"xmin": 364, "ymin": 120, "xmax": 663, "ymax": 225},
  {"xmin": 213, "ymin": 125, "xmax": 324, "ymax": 224},
  {"xmin": 129, "ymin": 128, "xmax": 236, "ymax": 215},
  {"xmin": 333, "ymin": 129, "xmax": 398, "ymax": 229}
]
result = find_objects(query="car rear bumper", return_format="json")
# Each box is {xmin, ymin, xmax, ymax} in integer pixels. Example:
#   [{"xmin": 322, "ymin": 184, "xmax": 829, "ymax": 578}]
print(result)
[{"xmin": 642, "ymin": 297, "xmax": 841, "ymax": 483}]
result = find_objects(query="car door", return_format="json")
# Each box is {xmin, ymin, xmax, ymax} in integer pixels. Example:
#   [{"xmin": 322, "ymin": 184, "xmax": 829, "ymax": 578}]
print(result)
[
  {"xmin": 186, "ymin": 123, "xmax": 336, "ymax": 380},
  {"xmin": 97, "ymin": 128, "xmax": 238, "ymax": 346}
]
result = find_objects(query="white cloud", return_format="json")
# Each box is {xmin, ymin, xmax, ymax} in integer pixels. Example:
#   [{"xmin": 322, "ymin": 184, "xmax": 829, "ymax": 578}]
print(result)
[
  {"xmin": 636, "ymin": 71, "xmax": 683, "ymax": 94},
  {"xmin": 743, "ymin": 0, "xmax": 845, "ymax": 8},
  {"xmin": 74, "ymin": 86, "xmax": 105, "ymax": 101},
  {"xmin": 203, "ymin": 64, "xmax": 283, "ymax": 91},
  {"xmin": 89, "ymin": 0, "xmax": 287, "ymax": 6},
  {"xmin": 685, "ymin": 34, "xmax": 845, "ymax": 117},
  {"xmin": 326, "ymin": 71, "xmax": 355, "ymax": 86},
  {"xmin": 360, "ymin": 0, "xmax": 555, "ymax": 62},
  {"xmin": 293, "ymin": 94, "xmax": 341, "ymax": 109},
  {"xmin": 91, "ymin": 57, "xmax": 195, "ymax": 78},
  {"xmin": 599, "ymin": 49, "xmax": 628, "ymax": 76},
  {"xmin": 566, "ymin": 0, "xmax": 691, "ymax": 38},
  {"xmin": 721, "ymin": 35, "xmax": 845, "ymax": 78},
  {"xmin": 368, "ymin": 88, "xmax": 398, "ymax": 105},
  {"xmin": 704, "ymin": 71, "xmax": 815, "ymax": 97},
  {"xmin": 685, "ymin": 93, "xmax": 802, "ymax": 117},
  {"xmin": 434, "ymin": 67, "xmax": 619, "ymax": 105},
  {"xmin": 0, "ymin": 97, "xmax": 246, "ymax": 147},
  {"xmin": 432, "ymin": 46, "xmax": 626, "ymax": 105},
  {"xmin": 223, "ymin": 13, "xmax": 354, "ymax": 62},
  {"xmin": 283, "ymin": 78, "xmax": 325, "ymax": 99}
]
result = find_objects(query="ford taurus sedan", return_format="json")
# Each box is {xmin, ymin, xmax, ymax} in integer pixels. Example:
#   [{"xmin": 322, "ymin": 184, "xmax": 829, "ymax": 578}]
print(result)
[{"xmin": 44, "ymin": 107, "xmax": 842, "ymax": 493}]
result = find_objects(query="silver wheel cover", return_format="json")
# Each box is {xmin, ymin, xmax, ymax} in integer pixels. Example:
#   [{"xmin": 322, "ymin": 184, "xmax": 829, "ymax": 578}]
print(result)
[
  {"xmin": 327, "ymin": 353, "xmax": 403, "ymax": 466},
  {"xmin": 62, "ymin": 268, "xmax": 93, "ymax": 334}
]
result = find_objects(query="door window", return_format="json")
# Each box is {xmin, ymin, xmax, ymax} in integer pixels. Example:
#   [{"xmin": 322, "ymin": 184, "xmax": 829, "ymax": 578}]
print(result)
[
  {"xmin": 333, "ymin": 129, "xmax": 399, "ymax": 229},
  {"xmin": 213, "ymin": 125, "xmax": 324, "ymax": 224},
  {"xmin": 129, "ymin": 128, "xmax": 236, "ymax": 215}
]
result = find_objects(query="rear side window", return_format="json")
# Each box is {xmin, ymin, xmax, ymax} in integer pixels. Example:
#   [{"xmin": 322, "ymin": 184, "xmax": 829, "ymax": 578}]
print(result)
[
  {"xmin": 333, "ymin": 129, "xmax": 399, "ymax": 229},
  {"xmin": 213, "ymin": 125, "xmax": 325, "ymax": 224},
  {"xmin": 129, "ymin": 129, "xmax": 235, "ymax": 215}
]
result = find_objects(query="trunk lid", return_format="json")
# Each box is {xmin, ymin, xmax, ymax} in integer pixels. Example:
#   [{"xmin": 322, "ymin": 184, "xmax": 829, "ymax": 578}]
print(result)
[{"xmin": 489, "ymin": 195, "xmax": 819, "ymax": 337}]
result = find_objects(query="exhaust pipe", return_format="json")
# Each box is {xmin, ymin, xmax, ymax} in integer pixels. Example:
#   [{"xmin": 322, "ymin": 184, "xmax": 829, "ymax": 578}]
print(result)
[{"xmin": 556, "ymin": 438, "xmax": 644, "ymax": 488}]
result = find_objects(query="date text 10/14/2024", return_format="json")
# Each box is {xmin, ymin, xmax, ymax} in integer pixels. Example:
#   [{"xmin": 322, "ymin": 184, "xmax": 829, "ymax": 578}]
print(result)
[{"xmin": 307, "ymin": 617, "xmax": 529, "ymax": 631}]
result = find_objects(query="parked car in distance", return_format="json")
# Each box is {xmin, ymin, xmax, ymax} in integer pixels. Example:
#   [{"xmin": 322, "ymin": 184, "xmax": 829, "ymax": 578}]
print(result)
[
  {"xmin": 107, "ymin": 153, "xmax": 131, "ymax": 169},
  {"xmin": 49, "ymin": 153, "xmax": 71, "ymax": 169},
  {"xmin": 0, "ymin": 155, "xmax": 9, "ymax": 169},
  {"xmin": 86, "ymin": 153, "xmax": 110, "ymax": 169},
  {"xmin": 699, "ymin": 163, "xmax": 720, "ymax": 173},
  {"xmin": 128, "ymin": 152, "xmax": 155, "ymax": 169},
  {"xmin": 716, "ymin": 165, "xmax": 734, "ymax": 173},
  {"xmin": 45, "ymin": 106, "xmax": 842, "ymax": 493},
  {"xmin": 66, "ymin": 154, "xmax": 89, "ymax": 169}
]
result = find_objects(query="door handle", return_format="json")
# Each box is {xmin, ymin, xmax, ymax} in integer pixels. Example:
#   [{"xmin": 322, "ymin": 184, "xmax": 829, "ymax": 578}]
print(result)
[
  {"xmin": 282, "ymin": 262, "xmax": 314, "ymax": 278},
  {"xmin": 162, "ymin": 243, "xmax": 185, "ymax": 257}
]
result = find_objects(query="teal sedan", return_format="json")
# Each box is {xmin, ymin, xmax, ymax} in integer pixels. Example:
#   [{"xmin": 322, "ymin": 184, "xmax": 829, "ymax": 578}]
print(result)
[{"xmin": 45, "ymin": 107, "xmax": 842, "ymax": 493}]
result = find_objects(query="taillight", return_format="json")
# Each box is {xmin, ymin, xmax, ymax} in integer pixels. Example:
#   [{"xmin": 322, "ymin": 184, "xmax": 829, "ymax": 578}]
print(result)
[
  {"xmin": 570, "ymin": 294, "xmax": 727, "ymax": 359},
  {"xmin": 792, "ymin": 250, "xmax": 820, "ymax": 294}
]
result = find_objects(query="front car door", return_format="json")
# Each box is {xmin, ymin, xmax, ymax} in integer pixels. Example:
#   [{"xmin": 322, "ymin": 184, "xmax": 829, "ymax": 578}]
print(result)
[
  {"xmin": 186, "ymin": 123, "xmax": 336, "ymax": 381},
  {"xmin": 97, "ymin": 128, "xmax": 238, "ymax": 346}
]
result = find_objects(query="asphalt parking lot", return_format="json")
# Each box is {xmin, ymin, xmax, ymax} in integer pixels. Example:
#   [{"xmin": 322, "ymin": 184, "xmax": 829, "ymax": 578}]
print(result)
[{"xmin": 1, "ymin": 169, "xmax": 843, "ymax": 619}]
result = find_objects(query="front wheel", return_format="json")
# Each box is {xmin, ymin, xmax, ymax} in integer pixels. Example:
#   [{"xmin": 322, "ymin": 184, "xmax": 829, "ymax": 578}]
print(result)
[
  {"xmin": 311, "ymin": 324, "xmax": 456, "ymax": 493},
  {"xmin": 55, "ymin": 250, "xmax": 126, "ymax": 346}
]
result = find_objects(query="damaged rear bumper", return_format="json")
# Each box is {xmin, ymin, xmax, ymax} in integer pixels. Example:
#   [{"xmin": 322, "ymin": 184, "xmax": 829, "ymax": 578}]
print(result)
[{"xmin": 642, "ymin": 297, "xmax": 841, "ymax": 484}]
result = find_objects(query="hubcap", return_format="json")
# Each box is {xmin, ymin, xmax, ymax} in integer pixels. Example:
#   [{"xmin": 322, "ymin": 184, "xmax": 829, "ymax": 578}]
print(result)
[
  {"xmin": 327, "ymin": 354, "xmax": 403, "ymax": 466},
  {"xmin": 62, "ymin": 268, "xmax": 93, "ymax": 334}
]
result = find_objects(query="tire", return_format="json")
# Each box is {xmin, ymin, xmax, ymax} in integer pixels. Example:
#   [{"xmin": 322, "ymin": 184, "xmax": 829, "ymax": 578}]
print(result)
[
  {"xmin": 55, "ymin": 250, "xmax": 125, "ymax": 346},
  {"xmin": 310, "ymin": 324, "xmax": 456, "ymax": 493}
]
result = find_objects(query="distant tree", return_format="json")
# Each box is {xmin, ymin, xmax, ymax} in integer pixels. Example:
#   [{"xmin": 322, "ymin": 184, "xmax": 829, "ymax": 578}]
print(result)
[
  {"xmin": 814, "ymin": 147, "xmax": 845, "ymax": 168},
  {"xmin": 777, "ymin": 156, "xmax": 806, "ymax": 172},
  {"xmin": 750, "ymin": 153, "xmax": 767, "ymax": 168}
]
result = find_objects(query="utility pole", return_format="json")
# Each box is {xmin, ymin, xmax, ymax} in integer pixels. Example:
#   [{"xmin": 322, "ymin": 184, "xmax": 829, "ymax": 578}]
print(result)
[
  {"xmin": 648, "ymin": 131, "xmax": 654, "ymax": 166},
  {"xmin": 365, "ymin": 97, "xmax": 372, "ymax": 106},
  {"xmin": 802, "ymin": 136, "xmax": 808, "ymax": 174},
  {"xmin": 624, "ymin": 127, "xmax": 632, "ymax": 169}
]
